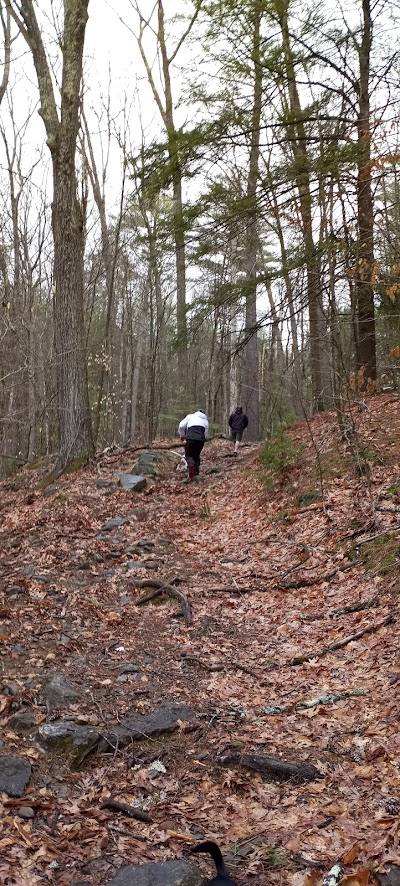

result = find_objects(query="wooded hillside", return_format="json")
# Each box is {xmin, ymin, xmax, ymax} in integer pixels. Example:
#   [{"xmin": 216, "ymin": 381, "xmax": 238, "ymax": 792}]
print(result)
[{"xmin": 0, "ymin": 394, "xmax": 399, "ymax": 884}]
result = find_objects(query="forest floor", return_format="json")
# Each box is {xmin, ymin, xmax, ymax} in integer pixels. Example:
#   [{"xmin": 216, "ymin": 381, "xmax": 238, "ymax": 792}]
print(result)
[{"xmin": 0, "ymin": 393, "xmax": 400, "ymax": 886}]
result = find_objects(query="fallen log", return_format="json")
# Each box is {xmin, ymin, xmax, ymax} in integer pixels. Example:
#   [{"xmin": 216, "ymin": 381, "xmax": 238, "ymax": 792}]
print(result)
[{"xmin": 216, "ymin": 751, "xmax": 321, "ymax": 782}]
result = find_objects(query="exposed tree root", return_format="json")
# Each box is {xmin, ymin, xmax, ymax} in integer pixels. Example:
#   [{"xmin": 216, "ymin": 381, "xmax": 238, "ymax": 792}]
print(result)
[{"xmin": 135, "ymin": 579, "xmax": 193, "ymax": 626}]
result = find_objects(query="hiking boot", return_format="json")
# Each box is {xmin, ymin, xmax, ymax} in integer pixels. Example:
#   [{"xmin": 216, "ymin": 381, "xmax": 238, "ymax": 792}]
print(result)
[{"xmin": 188, "ymin": 462, "xmax": 196, "ymax": 480}]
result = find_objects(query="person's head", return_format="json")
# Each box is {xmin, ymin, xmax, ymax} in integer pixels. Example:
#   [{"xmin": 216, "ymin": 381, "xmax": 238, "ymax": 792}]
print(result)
[
  {"xmin": 198, "ymin": 408, "xmax": 206, "ymax": 415},
  {"xmin": 235, "ymin": 406, "xmax": 243, "ymax": 413}
]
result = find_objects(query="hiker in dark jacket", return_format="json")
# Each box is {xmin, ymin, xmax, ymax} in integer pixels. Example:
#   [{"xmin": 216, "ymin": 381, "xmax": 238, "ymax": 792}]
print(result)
[
  {"xmin": 178, "ymin": 409, "xmax": 209, "ymax": 479},
  {"xmin": 228, "ymin": 406, "xmax": 248, "ymax": 455}
]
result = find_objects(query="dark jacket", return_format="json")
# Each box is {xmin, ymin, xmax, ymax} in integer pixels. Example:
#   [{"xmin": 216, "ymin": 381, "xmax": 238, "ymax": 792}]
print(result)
[{"xmin": 228, "ymin": 407, "xmax": 248, "ymax": 433}]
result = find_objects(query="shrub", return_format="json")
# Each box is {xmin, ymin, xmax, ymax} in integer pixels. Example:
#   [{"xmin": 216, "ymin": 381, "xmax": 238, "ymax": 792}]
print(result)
[{"xmin": 260, "ymin": 429, "xmax": 304, "ymax": 490}]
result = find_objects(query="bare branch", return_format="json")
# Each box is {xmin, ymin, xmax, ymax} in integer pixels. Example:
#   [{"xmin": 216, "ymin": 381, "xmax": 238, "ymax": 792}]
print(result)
[{"xmin": 0, "ymin": 1, "xmax": 11, "ymax": 104}]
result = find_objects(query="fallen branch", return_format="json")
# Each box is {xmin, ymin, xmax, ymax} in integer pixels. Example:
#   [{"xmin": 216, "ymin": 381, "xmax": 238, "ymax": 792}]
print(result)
[
  {"xmin": 232, "ymin": 662, "xmax": 258, "ymax": 676},
  {"xmin": 207, "ymin": 586, "xmax": 258, "ymax": 594},
  {"xmin": 262, "ymin": 688, "xmax": 368, "ymax": 716},
  {"xmin": 135, "ymin": 579, "xmax": 192, "ymax": 626},
  {"xmin": 354, "ymin": 525, "xmax": 400, "ymax": 547},
  {"xmin": 108, "ymin": 824, "xmax": 146, "ymax": 841},
  {"xmin": 279, "ymin": 560, "xmax": 360, "ymax": 591},
  {"xmin": 217, "ymin": 751, "xmax": 321, "ymax": 782},
  {"xmin": 102, "ymin": 798, "xmax": 152, "ymax": 823},
  {"xmin": 289, "ymin": 614, "xmax": 394, "ymax": 666},
  {"xmin": 333, "ymin": 597, "xmax": 379, "ymax": 616}
]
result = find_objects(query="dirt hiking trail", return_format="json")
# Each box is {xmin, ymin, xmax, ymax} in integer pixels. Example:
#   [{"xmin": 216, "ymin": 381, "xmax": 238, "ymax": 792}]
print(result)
[{"xmin": 0, "ymin": 393, "xmax": 399, "ymax": 885}]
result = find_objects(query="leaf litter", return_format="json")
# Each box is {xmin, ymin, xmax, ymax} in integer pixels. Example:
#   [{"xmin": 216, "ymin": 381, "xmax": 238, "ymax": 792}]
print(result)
[{"xmin": 0, "ymin": 394, "xmax": 399, "ymax": 884}]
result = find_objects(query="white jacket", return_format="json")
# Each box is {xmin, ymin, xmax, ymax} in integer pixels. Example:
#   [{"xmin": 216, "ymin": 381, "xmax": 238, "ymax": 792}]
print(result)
[{"xmin": 178, "ymin": 410, "xmax": 209, "ymax": 441}]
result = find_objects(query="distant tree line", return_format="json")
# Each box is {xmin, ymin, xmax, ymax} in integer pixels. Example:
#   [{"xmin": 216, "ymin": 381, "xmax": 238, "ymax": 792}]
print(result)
[{"xmin": 0, "ymin": 0, "xmax": 399, "ymax": 473}]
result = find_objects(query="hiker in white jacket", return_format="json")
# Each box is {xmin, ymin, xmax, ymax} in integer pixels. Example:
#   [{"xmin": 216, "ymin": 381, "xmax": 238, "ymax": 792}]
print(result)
[{"xmin": 178, "ymin": 409, "xmax": 209, "ymax": 479}]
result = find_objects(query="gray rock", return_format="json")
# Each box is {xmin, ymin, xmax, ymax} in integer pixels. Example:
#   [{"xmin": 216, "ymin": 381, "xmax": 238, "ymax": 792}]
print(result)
[
  {"xmin": 137, "ymin": 450, "xmax": 162, "ymax": 464},
  {"xmin": 97, "ymin": 479, "xmax": 114, "ymax": 488},
  {"xmin": 42, "ymin": 674, "xmax": 80, "ymax": 706},
  {"xmin": 144, "ymin": 561, "xmax": 159, "ymax": 570},
  {"xmin": 2, "ymin": 681, "xmax": 19, "ymax": 695},
  {"xmin": 20, "ymin": 565, "xmax": 35, "ymax": 577},
  {"xmin": 5, "ymin": 585, "xmax": 24, "ymax": 596},
  {"xmin": 119, "ymin": 664, "xmax": 141, "ymax": 674},
  {"xmin": 102, "ymin": 517, "xmax": 128, "ymax": 531},
  {"xmin": 38, "ymin": 721, "xmax": 100, "ymax": 752},
  {"xmin": 126, "ymin": 561, "xmax": 146, "ymax": 570},
  {"xmin": 10, "ymin": 710, "xmax": 36, "ymax": 730},
  {"xmin": 118, "ymin": 473, "xmax": 147, "ymax": 492},
  {"xmin": 377, "ymin": 867, "xmax": 400, "ymax": 886},
  {"xmin": 0, "ymin": 755, "xmax": 32, "ymax": 797},
  {"xmin": 17, "ymin": 806, "xmax": 35, "ymax": 819},
  {"xmin": 101, "ymin": 703, "xmax": 195, "ymax": 751},
  {"xmin": 106, "ymin": 860, "xmax": 205, "ymax": 886},
  {"xmin": 131, "ymin": 463, "xmax": 157, "ymax": 477}
]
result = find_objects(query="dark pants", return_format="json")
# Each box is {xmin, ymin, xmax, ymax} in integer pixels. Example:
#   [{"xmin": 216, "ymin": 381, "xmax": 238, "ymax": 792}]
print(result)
[{"xmin": 185, "ymin": 439, "xmax": 204, "ymax": 474}]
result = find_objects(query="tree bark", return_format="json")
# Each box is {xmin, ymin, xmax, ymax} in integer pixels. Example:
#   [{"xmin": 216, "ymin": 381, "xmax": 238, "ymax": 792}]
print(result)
[
  {"xmin": 10, "ymin": 0, "xmax": 94, "ymax": 466},
  {"xmin": 279, "ymin": 0, "xmax": 329, "ymax": 413},
  {"xmin": 243, "ymin": 0, "xmax": 262, "ymax": 440},
  {"xmin": 355, "ymin": 0, "xmax": 376, "ymax": 385}
]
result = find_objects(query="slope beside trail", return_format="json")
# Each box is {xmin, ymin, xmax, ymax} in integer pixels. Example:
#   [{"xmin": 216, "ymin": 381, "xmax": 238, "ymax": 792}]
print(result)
[{"xmin": 0, "ymin": 393, "xmax": 399, "ymax": 886}]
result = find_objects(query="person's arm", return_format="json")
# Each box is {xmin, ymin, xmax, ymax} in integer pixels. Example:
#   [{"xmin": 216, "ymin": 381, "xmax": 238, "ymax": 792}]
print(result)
[
  {"xmin": 178, "ymin": 416, "xmax": 188, "ymax": 438},
  {"xmin": 204, "ymin": 418, "xmax": 209, "ymax": 438},
  {"xmin": 228, "ymin": 414, "xmax": 233, "ymax": 428}
]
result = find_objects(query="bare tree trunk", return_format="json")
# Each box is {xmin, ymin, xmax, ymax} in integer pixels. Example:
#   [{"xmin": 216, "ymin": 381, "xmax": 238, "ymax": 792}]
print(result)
[
  {"xmin": 355, "ymin": 0, "xmax": 376, "ymax": 385},
  {"xmin": 279, "ymin": 0, "xmax": 328, "ymax": 413},
  {"xmin": 82, "ymin": 111, "xmax": 126, "ymax": 445},
  {"xmin": 129, "ymin": 305, "xmax": 145, "ymax": 443},
  {"xmin": 10, "ymin": 0, "xmax": 94, "ymax": 467},
  {"xmin": 243, "ymin": 0, "xmax": 262, "ymax": 441},
  {"xmin": 133, "ymin": 1, "xmax": 204, "ymax": 381}
]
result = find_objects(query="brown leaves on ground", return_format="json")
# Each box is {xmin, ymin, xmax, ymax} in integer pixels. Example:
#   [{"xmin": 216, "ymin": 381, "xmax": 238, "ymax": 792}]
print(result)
[{"xmin": 0, "ymin": 393, "xmax": 400, "ymax": 884}]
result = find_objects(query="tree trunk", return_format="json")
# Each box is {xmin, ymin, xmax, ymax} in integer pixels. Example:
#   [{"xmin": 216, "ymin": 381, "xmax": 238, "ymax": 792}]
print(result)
[
  {"xmin": 355, "ymin": 0, "xmax": 376, "ymax": 385},
  {"xmin": 157, "ymin": 0, "xmax": 187, "ymax": 377},
  {"xmin": 11, "ymin": 0, "xmax": 94, "ymax": 466},
  {"xmin": 52, "ymin": 159, "xmax": 93, "ymax": 463},
  {"xmin": 279, "ymin": 0, "xmax": 328, "ymax": 413},
  {"xmin": 243, "ymin": 0, "xmax": 262, "ymax": 441}
]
